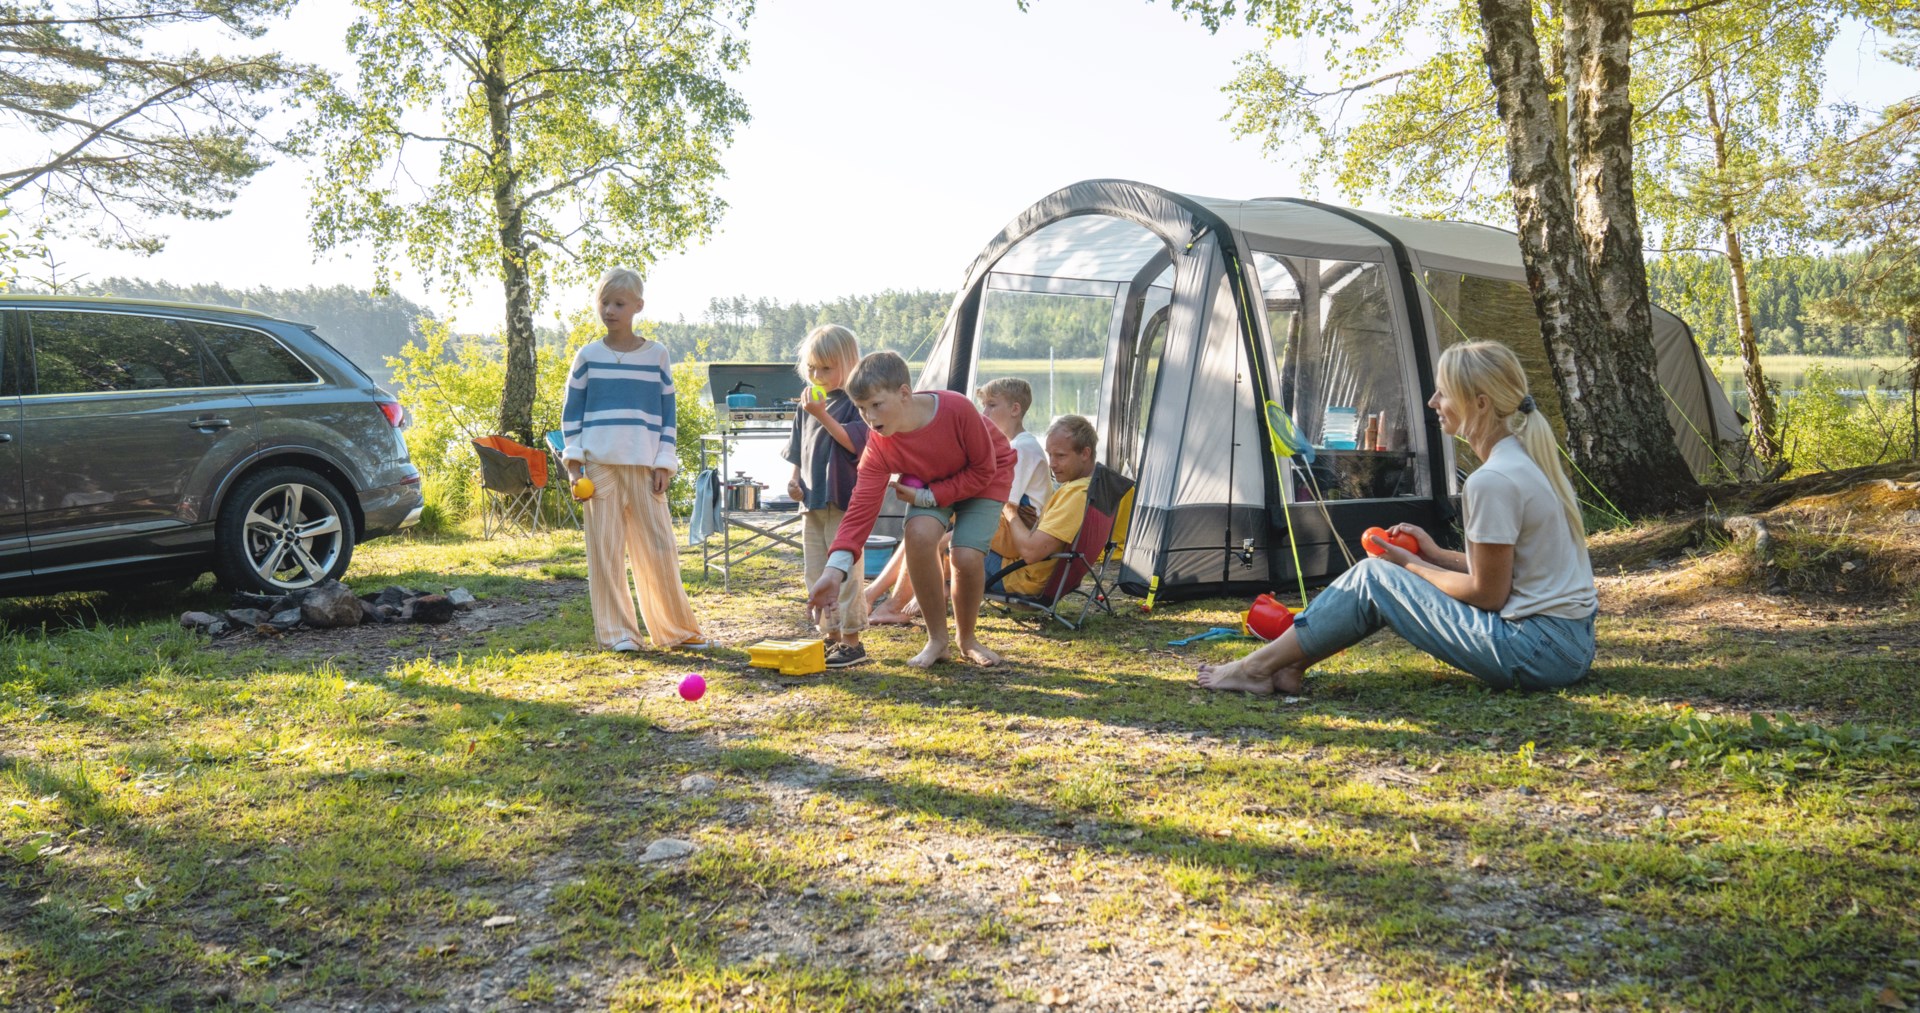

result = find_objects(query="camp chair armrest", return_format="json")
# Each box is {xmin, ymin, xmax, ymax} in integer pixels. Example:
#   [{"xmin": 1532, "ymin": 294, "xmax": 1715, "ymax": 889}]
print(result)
[{"xmin": 986, "ymin": 559, "xmax": 1032, "ymax": 585}]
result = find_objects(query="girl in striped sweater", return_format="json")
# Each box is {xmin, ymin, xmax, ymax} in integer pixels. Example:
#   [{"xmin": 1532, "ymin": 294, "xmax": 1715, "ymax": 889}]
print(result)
[{"xmin": 560, "ymin": 268, "xmax": 708, "ymax": 652}]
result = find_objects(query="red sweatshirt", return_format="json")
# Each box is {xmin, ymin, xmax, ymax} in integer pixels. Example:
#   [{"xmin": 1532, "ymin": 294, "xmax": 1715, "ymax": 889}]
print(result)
[{"xmin": 829, "ymin": 389, "xmax": 1016, "ymax": 561}]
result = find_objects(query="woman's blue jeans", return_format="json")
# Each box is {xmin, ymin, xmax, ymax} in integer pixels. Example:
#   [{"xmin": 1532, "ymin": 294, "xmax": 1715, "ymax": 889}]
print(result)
[{"xmin": 1291, "ymin": 558, "xmax": 1596, "ymax": 690}]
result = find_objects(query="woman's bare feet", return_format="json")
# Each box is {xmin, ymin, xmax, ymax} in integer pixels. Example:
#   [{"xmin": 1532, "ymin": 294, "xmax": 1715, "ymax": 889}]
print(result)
[
  {"xmin": 1196, "ymin": 659, "xmax": 1276, "ymax": 694},
  {"xmin": 907, "ymin": 639, "xmax": 952, "ymax": 668},
  {"xmin": 957, "ymin": 638, "xmax": 1001, "ymax": 666},
  {"xmin": 1272, "ymin": 663, "xmax": 1309, "ymax": 696},
  {"xmin": 868, "ymin": 605, "xmax": 918, "ymax": 626}
]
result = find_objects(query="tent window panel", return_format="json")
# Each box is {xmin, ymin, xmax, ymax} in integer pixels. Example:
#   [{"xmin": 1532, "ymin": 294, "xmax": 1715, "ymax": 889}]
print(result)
[
  {"xmin": 975, "ymin": 285, "xmax": 1108, "ymax": 429},
  {"xmin": 1254, "ymin": 255, "xmax": 1421, "ymax": 502},
  {"xmin": 1117, "ymin": 299, "xmax": 1171, "ymax": 478},
  {"xmin": 1425, "ymin": 272, "xmax": 1567, "ymax": 476}
]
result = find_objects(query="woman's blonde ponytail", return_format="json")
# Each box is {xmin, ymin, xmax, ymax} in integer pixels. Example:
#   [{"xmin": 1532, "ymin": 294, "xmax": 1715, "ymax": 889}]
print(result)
[{"xmin": 1438, "ymin": 342, "xmax": 1586, "ymax": 547}]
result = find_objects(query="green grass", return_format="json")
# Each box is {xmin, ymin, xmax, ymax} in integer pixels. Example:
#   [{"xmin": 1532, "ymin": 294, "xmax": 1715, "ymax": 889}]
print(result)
[{"xmin": 1, "ymin": 528, "xmax": 1915, "ymax": 1010}]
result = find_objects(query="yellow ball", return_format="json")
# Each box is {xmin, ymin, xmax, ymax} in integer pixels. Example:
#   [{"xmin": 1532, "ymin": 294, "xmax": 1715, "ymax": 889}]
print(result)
[
  {"xmin": 810, "ymin": 383, "xmax": 828, "ymax": 402},
  {"xmin": 572, "ymin": 476, "xmax": 595, "ymax": 500}
]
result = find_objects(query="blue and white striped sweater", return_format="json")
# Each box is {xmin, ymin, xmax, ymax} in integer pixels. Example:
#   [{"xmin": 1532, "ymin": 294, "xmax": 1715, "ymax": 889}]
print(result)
[{"xmin": 559, "ymin": 340, "xmax": 680, "ymax": 471}]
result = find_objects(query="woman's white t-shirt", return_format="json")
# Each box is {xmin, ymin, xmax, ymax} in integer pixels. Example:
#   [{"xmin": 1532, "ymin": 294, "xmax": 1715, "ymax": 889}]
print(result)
[{"xmin": 1462, "ymin": 436, "xmax": 1597, "ymax": 621}]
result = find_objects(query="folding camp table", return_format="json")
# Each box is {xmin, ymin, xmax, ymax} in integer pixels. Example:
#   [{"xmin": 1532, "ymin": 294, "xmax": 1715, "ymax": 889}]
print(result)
[{"xmin": 698, "ymin": 363, "xmax": 809, "ymax": 591}]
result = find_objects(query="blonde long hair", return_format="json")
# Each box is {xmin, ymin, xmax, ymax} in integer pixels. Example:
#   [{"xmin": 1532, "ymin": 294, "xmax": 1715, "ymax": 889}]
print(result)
[
  {"xmin": 796, "ymin": 324, "xmax": 861, "ymax": 387},
  {"xmin": 1437, "ymin": 341, "xmax": 1586, "ymax": 545}
]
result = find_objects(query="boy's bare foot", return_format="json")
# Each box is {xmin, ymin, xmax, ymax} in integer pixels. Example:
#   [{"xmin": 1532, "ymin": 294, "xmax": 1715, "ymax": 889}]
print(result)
[
  {"xmin": 907, "ymin": 640, "xmax": 952, "ymax": 668},
  {"xmin": 1196, "ymin": 660, "xmax": 1276, "ymax": 694},
  {"xmin": 869, "ymin": 608, "xmax": 917, "ymax": 626},
  {"xmin": 957, "ymin": 638, "xmax": 1001, "ymax": 666}
]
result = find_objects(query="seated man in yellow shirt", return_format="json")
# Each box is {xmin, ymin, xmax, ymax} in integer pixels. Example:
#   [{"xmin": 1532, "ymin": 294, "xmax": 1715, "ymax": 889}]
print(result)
[{"xmin": 988, "ymin": 414, "xmax": 1096, "ymax": 596}]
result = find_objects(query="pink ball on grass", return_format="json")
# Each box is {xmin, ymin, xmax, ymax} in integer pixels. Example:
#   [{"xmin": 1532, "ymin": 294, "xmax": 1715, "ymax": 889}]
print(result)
[{"xmin": 678, "ymin": 674, "xmax": 707, "ymax": 702}]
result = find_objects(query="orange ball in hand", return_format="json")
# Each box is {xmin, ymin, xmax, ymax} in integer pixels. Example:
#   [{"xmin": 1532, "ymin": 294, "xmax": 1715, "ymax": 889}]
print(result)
[{"xmin": 1362, "ymin": 526, "xmax": 1417, "ymax": 556}]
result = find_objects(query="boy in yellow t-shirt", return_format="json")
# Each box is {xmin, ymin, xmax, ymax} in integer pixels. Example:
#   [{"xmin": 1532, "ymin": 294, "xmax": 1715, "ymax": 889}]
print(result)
[{"xmin": 989, "ymin": 415, "xmax": 1096, "ymax": 596}]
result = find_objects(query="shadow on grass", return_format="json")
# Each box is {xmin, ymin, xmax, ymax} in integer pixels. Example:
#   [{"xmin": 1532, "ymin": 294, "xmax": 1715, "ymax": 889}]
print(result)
[
  {"xmin": 3, "ymin": 552, "xmax": 1914, "ymax": 1008},
  {"xmin": 704, "ymin": 740, "xmax": 1913, "ymax": 1009}
]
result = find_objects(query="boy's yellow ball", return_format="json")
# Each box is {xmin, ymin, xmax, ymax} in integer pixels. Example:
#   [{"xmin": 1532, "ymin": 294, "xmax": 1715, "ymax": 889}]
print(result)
[
  {"xmin": 809, "ymin": 383, "xmax": 828, "ymax": 402},
  {"xmin": 572, "ymin": 476, "xmax": 595, "ymax": 500}
]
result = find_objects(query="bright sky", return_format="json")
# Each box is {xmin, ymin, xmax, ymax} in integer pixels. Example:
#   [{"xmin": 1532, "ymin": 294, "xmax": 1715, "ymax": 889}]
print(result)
[{"xmin": 16, "ymin": 1, "xmax": 1919, "ymax": 332}]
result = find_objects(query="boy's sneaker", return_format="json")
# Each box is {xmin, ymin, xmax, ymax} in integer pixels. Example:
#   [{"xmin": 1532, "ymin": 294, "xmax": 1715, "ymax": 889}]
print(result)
[{"xmin": 824, "ymin": 643, "xmax": 869, "ymax": 669}]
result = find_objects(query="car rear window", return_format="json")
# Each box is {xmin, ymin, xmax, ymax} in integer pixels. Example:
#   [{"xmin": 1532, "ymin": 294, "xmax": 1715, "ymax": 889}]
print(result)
[
  {"xmin": 195, "ymin": 321, "xmax": 319, "ymax": 386},
  {"xmin": 29, "ymin": 310, "xmax": 207, "ymax": 394}
]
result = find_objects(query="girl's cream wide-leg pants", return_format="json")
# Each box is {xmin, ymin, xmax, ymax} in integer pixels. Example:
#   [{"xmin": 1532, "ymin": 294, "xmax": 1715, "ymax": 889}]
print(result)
[{"xmin": 581, "ymin": 462, "xmax": 703, "ymax": 649}]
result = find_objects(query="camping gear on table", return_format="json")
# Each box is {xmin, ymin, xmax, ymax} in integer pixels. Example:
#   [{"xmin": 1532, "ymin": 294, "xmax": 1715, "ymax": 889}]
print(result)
[
  {"xmin": 723, "ymin": 472, "xmax": 765, "ymax": 512},
  {"xmin": 917, "ymin": 179, "xmax": 1749, "ymax": 604},
  {"xmin": 707, "ymin": 364, "xmax": 809, "ymax": 428}
]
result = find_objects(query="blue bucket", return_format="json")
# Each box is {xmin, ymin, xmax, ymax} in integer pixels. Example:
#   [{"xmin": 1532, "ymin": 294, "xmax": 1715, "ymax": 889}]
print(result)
[{"xmin": 864, "ymin": 535, "xmax": 897, "ymax": 579}]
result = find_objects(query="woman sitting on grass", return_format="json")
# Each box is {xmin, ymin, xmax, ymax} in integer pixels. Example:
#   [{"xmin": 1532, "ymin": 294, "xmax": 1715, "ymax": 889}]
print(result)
[{"xmin": 1198, "ymin": 341, "xmax": 1597, "ymax": 695}]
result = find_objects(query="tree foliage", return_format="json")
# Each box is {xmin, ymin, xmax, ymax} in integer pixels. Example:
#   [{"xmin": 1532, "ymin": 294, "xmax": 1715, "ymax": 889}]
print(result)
[
  {"xmin": 0, "ymin": 1, "xmax": 304, "ymax": 254},
  {"xmin": 1169, "ymin": 0, "xmax": 1698, "ymax": 511},
  {"xmin": 301, "ymin": 0, "xmax": 750, "ymax": 444},
  {"xmin": 1813, "ymin": 10, "xmax": 1920, "ymax": 459},
  {"xmin": 390, "ymin": 314, "xmax": 714, "ymax": 520}
]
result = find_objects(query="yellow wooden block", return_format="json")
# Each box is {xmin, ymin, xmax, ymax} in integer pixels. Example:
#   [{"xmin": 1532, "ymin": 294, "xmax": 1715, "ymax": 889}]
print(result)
[{"xmin": 746, "ymin": 638, "xmax": 826, "ymax": 676}]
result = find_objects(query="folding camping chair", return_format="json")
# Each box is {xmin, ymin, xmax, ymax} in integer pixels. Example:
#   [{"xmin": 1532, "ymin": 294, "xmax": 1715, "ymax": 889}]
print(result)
[
  {"xmin": 984, "ymin": 464, "xmax": 1136, "ymax": 630},
  {"xmin": 544, "ymin": 430, "xmax": 580, "ymax": 527},
  {"xmin": 473, "ymin": 436, "xmax": 549, "ymax": 537}
]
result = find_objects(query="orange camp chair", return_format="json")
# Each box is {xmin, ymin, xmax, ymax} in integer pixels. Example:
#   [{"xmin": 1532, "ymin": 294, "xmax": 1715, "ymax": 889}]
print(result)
[{"xmin": 473, "ymin": 435, "xmax": 549, "ymax": 537}]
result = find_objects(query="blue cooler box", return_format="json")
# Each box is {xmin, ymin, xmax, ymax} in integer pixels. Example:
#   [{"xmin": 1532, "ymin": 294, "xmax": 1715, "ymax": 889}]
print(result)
[{"xmin": 864, "ymin": 535, "xmax": 898, "ymax": 578}]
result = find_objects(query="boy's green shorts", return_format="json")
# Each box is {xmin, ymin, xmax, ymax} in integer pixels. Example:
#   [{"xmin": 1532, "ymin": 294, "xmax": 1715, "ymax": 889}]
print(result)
[{"xmin": 906, "ymin": 496, "xmax": 1004, "ymax": 554}]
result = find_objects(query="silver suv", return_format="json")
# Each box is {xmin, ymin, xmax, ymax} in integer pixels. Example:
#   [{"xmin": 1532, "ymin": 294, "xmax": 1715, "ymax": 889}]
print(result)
[{"xmin": 0, "ymin": 295, "xmax": 423, "ymax": 594}]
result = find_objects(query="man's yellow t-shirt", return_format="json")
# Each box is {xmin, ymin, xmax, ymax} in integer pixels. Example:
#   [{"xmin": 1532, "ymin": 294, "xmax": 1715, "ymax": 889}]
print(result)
[{"xmin": 990, "ymin": 476, "xmax": 1090, "ymax": 597}]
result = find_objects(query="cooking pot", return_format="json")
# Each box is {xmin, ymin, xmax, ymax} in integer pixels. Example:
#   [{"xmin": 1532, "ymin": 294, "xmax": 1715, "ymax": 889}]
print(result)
[
  {"xmin": 724, "ymin": 477, "xmax": 764, "ymax": 511},
  {"xmin": 726, "ymin": 392, "xmax": 758, "ymax": 410}
]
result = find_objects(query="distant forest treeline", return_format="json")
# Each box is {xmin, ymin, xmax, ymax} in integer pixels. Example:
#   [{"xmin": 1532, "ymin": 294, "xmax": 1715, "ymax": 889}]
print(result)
[
  {"xmin": 650, "ymin": 291, "xmax": 952, "ymax": 363},
  {"xmin": 660, "ymin": 252, "xmax": 1910, "ymax": 369},
  {"xmin": 39, "ymin": 249, "xmax": 1904, "ymax": 392},
  {"xmin": 652, "ymin": 289, "xmax": 1116, "ymax": 364},
  {"xmin": 60, "ymin": 278, "xmax": 435, "ymax": 382},
  {"xmin": 1647, "ymin": 252, "xmax": 1911, "ymax": 358}
]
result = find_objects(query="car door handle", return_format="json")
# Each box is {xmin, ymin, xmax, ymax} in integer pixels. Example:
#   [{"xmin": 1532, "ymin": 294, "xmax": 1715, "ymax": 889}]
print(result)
[
  {"xmin": 0, "ymin": 433, "xmax": 10, "ymax": 443},
  {"xmin": 188, "ymin": 418, "xmax": 232, "ymax": 430}
]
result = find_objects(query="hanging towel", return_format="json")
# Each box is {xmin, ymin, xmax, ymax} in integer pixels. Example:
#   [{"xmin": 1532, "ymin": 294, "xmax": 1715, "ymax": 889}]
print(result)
[{"xmin": 689, "ymin": 468, "xmax": 722, "ymax": 544}]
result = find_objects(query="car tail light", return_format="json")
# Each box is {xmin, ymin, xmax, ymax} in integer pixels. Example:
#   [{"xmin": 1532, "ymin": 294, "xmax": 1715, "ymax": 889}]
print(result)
[{"xmin": 377, "ymin": 400, "xmax": 406, "ymax": 428}]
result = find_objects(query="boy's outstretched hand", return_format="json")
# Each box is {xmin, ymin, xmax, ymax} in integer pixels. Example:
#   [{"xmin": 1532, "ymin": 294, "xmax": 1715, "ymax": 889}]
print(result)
[{"xmin": 807, "ymin": 569, "xmax": 845, "ymax": 628}]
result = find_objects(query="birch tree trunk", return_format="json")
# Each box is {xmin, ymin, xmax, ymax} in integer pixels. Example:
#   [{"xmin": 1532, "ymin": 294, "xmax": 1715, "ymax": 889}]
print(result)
[
  {"xmin": 1478, "ymin": 0, "xmax": 1696, "ymax": 513},
  {"xmin": 484, "ymin": 36, "xmax": 538, "ymax": 446},
  {"xmin": 1700, "ymin": 69, "xmax": 1782, "ymax": 463}
]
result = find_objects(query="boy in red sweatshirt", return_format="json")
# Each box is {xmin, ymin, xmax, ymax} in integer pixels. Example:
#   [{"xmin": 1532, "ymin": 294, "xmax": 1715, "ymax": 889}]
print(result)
[{"xmin": 807, "ymin": 351, "xmax": 1016, "ymax": 667}]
